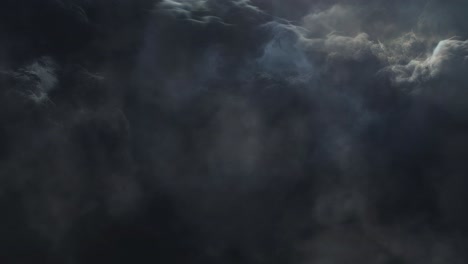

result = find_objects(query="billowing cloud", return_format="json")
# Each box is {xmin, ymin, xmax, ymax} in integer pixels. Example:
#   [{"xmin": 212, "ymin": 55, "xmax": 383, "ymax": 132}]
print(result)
[{"xmin": 1, "ymin": 0, "xmax": 468, "ymax": 263}]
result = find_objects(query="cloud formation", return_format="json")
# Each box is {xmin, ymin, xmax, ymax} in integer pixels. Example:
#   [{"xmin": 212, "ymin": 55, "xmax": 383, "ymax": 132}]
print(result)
[{"xmin": 1, "ymin": 0, "xmax": 468, "ymax": 263}]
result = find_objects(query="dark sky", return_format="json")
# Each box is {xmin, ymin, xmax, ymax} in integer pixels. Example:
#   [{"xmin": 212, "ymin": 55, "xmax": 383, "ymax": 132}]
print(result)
[{"xmin": 1, "ymin": 0, "xmax": 468, "ymax": 263}]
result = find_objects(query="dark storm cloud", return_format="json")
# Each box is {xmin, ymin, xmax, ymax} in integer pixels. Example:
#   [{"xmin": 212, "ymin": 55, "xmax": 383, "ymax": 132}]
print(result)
[
  {"xmin": 1, "ymin": 0, "xmax": 468, "ymax": 263},
  {"xmin": 2, "ymin": 57, "xmax": 58, "ymax": 103}
]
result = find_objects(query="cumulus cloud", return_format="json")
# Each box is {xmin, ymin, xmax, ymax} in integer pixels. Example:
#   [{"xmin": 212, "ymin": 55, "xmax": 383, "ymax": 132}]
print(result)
[{"xmin": 385, "ymin": 39, "xmax": 468, "ymax": 119}]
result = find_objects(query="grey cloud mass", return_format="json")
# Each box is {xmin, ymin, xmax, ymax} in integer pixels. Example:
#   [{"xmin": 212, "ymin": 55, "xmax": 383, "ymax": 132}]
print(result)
[{"xmin": 1, "ymin": 0, "xmax": 468, "ymax": 263}]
